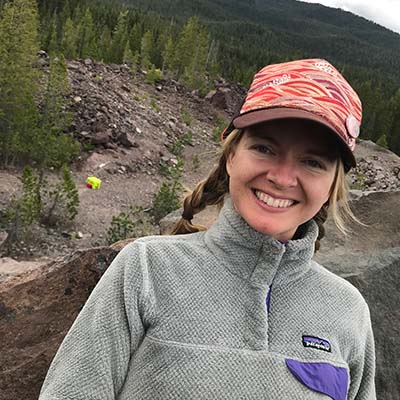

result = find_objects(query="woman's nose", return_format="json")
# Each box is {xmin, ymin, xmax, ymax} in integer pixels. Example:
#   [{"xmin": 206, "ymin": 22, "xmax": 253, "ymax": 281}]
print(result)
[{"xmin": 266, "ymin": 159, "xmax": 298, "ymax": 188}]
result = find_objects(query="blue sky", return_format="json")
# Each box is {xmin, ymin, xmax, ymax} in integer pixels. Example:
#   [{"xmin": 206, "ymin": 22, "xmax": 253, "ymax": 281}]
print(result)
[{"xmin": 298, "ymin": 0, "xmax": 400, "ymax": 34}]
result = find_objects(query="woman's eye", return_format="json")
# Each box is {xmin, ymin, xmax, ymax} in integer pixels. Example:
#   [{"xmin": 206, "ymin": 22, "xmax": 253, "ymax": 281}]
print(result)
[
  {"xmin": 253, "ymin": 144, "xmax": 272, "ymax": 154},
  {"xmin": 303, "ymin": 159, "xmax": 324, "ymax": 169}
]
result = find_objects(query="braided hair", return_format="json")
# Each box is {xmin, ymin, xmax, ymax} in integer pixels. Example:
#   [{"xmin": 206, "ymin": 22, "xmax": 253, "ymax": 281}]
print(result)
[{"xmin": 170, "ymin": 130, "xmax": 242, "ymax": 235}]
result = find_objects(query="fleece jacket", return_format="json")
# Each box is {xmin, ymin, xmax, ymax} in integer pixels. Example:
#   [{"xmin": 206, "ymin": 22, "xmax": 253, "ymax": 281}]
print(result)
[{"xmin": 39, "ymin": 198, "xmax": 376, "ymax": 400}]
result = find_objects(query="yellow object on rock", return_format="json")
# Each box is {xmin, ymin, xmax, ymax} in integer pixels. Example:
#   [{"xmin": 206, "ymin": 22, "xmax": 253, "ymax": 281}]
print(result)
[{"xmin": 86, "ymin": 176, "xmax": 101, "ymax": 189}]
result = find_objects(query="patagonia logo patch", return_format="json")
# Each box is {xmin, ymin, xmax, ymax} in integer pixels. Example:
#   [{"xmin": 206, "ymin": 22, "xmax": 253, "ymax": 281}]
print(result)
[{"xmin": 302, "ymin": 335, "xmax": 331, "ymax": 352}]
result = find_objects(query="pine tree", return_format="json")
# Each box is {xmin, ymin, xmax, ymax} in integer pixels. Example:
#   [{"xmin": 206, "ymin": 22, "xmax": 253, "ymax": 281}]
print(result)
[
  {"xmin": 46, "ymin": 14, "xmax": 59, "ymax": 55},
  {"xmin": 129, "ymin": 23, "xmax": 142, "ymax": 54},
  {"xmin": 123, "ymin": 41, "xmax": 134, "ymax": 64},
  {"xmin": 60, "ymin": 0, "xmax": 72, "ymax": 23},
  {"xmin": 140, "ymin": 30, "xmax": 153, "ymax": 71},
  {"xmin": 77, "ymin": 8, "xmax": 97, "ymax": 59},
  {"xmin": 183, "ymin": 25, "xmax": 209, "ymax": 90},
  {"xmin": 162, "ymin": 35, "xmax": 175, "ymax": 75},
  {"xmin": 173, "ymin": 17, "xmax": 210, "ymax": 90},
  {"xmin": 173, "ymin": 16, "xmax": 211, "ymax": 90},
  {"xmin": 175, "ymin": 17, "xmax": 200, "ymax": 78},
  {"xmin": 59, "ymin": 163, "xmax": 79, "ymax": 221},
  {"xmin": 61, "ymin": 17, "xmax": 77, "ymax": 59},
  {"xmin": 387, "ymin": 89, "xmax": 400, "ymax": 155},
  {"xmin": 36, "ymin": 54, "xmax": 79, "ymax": 169},
  {"xmin": 110, "ymin": 10, "xmax": 128, "ymax": 63},
  {"xmin": 99, "ymin": 26, "xmax": 112, "ymax": 62},
  {"xmin": 0, "ymin": 0, "xmax": 40, "ymax": 166}
]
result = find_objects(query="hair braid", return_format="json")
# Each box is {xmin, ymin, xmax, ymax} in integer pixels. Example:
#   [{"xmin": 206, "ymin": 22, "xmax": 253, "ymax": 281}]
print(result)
[
  {"xmin": 170, "ymin": 129, "xmax": 243, "ymax": 235},
  {"xmin": 313, "ymin": 203, "xmax": 329, "ymax": 253}
]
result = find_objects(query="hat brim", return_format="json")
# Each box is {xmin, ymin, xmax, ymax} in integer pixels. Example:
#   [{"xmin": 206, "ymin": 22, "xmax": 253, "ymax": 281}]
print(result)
[{"xmin": 232, "ymin": 107, "xmax": 356, "ymax": 170}]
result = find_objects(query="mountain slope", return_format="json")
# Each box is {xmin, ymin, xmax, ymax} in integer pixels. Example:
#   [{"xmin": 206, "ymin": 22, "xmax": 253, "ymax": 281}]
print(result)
[{"xmin": 114, "ymin": 0, "xmax": 400, "ymax": 81}]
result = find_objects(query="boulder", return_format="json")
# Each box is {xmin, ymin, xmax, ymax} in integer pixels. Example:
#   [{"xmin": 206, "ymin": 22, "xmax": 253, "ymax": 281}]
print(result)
[
  {"xmin": 0, "ymin": 256, "xmax": 50, "ymax": 284},
  {"xmin": 0, "ymin": 247, "xmax": 118, "ymax": 400},
  {"xmin": 90, "ymin": 130, "xmax": 112, "ymax": 145},
  {"xmin": 315, "ymin": 191, "xmax": 400, "ymax": 399}
]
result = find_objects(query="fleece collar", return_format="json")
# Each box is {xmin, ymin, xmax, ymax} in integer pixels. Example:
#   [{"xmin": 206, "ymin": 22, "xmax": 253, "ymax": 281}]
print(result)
[{"xmin": 204, "ymin": 197, "xmax": 318, "ymax": 287}]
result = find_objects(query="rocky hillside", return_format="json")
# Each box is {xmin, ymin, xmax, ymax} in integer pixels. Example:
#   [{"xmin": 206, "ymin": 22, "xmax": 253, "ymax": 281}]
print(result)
[
  {"xmin": 0, "ymin": 56, "xmax": 245, "ymax": 260},
  {"xmin": 1, "ymin": 56, "xmax": 400, "ymax": 265}
]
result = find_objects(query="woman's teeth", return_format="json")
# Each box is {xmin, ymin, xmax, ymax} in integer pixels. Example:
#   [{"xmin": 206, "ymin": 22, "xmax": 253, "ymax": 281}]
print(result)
[{"xmin": 255, "ymin": 190, "xmax": 294, "ymax": 208}]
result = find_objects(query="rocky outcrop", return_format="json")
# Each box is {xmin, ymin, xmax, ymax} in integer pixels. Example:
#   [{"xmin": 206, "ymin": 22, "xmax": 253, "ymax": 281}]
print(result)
[
  {"xmin": 0, "ymin": 247, "xmax": 119, "ymax": 400},
  {"xmin": 67, "ymin": 59, "xmax": 225, "ymax": 157},
  {"xmin": 349, "ymin": 140, "xmax": 400, "ymax": 191},
  {"xmin": 204, "ymin": 80, "xmax": 245, "ymax": 116},
  {"xmin": 315, "ymin": 191, "xmax": 400, "ymax": 400}
]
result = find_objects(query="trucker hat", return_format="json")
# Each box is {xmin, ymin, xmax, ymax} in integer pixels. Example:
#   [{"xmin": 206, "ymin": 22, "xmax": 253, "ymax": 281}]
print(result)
[{"xmin": 222, "ymin": 58, "xmax": 362, "ymax": 170}]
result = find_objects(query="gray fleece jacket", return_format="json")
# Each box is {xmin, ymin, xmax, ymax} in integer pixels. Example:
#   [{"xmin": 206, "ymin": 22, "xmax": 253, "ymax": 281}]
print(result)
[{"xmin": 39, "ymin": 199, "xmax": 376, "ymax": 400}]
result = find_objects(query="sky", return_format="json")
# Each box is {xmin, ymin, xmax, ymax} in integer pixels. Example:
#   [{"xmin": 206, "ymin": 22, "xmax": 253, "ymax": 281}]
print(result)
[{"xmin": 298, "ymin": 0, "xmax": 400, "ymax": 34}]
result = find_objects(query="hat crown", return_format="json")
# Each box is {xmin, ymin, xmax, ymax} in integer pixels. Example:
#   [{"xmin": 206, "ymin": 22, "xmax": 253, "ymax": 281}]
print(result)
[{"xmin": 224, "ymin": 58, "xmax": 362, "ymax": 169}]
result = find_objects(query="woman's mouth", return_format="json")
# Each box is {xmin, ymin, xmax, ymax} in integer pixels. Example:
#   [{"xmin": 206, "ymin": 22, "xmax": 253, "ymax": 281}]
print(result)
[{"xmin": 254, "ymin": 190, "xmax": 296, "ymax": 208}]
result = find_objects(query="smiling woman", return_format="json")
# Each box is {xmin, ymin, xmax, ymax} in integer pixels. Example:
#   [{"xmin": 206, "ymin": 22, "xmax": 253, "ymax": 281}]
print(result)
[
  {"xmin": 39, "ymin": 59, "xmax": 376, "ymax": 400},
  {"xmin": 226, "ymin": 120, "xmax": 339, "ymax": 242}
]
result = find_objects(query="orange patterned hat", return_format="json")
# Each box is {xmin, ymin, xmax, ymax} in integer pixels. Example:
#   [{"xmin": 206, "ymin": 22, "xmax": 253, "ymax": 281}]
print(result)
[{"xmin": 223, "ymin": 58, "xmax": 362, "ymax": 169}]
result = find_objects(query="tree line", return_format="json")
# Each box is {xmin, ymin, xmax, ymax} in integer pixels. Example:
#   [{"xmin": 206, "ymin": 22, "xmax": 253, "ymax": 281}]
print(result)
[{"xmin": 38, "ymin": 0, "xmax": 219, "ymax": 90}]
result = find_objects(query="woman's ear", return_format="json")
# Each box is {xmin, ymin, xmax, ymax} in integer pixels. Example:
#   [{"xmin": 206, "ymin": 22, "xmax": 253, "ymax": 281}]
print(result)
[{"xmin": 226, "ymin": 152, "xmax": 234, "ymax": 177}]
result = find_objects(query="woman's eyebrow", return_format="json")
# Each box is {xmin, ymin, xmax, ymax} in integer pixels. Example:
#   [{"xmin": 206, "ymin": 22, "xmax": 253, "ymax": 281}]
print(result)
[{"xmin": 249, "ymin": 133, "xmax": 277, "ymax": 144}]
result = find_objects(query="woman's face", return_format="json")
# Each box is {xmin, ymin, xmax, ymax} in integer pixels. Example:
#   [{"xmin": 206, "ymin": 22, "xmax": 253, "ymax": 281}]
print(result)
[{"xmin": 226, "ymin": 119, "xmax": 338, "ymax": 242}]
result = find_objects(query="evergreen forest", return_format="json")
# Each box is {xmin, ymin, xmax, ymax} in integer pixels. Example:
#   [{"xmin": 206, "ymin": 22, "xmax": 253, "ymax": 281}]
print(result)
[{"xmin": 1, "ymin": 0, "xmax": 400, "ymax": 167}]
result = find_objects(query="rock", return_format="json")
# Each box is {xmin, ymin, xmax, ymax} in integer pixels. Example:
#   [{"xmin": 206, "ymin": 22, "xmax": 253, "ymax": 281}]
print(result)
[
  {"xmin": 315, "ymin": 191, "xmax": 400, "ymax": 400},
  {"xmin": 73, "ymin": 96, "xmax": 82, "ymax": 103},
  {"xmin": 121, "ymin": 84, "xmax": 131, "ymax": 93},
  {"xmin": 116, "ymin": 132, "xmax": 136, "ymax": 148},
  {"xmin": 349, "ymin": 140, "xmax": 400, "ymax": 192},
  {"xmin": 205, "ymin": 90, "xmax": 217, "ymax": 102},
  {"xmin": 0, "ymin": 257, "xmax": 50, "ymax": 284},
  {"xmin": 84, "ymin": 152, "xmax": 110, "ymax": 171},
  {"xmin": 90, "ymin": 131, "xmax": 111, "ymax": 145},
  {"xmin": 105, "ymin": 142, "xmax": 118, "ymax": 150},
  {"xmin": 37, "ymin": 50, "xmax": 48, "ymax": 59},
  {"xmin": 159, "ymin": 208, "xmax": 182, "ymax": 234},
  {"xmin": 0, "ymin": 247, "xmax": 118, "ymax": 399},
  {"xmin": 92, "ymin": 117, "xmax": 108, "ymax": 133}
]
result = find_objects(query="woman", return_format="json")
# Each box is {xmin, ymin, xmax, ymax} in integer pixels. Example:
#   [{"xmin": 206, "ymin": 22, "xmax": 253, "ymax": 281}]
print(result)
[{"xmin": 40, "ymin": 59, "xmax": 376, "ymax": 399}]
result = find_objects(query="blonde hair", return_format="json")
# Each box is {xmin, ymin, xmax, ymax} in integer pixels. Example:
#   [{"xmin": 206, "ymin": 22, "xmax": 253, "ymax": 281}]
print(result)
[{"xmin": 171, "ymin": 128, "xmax": 359, "ymax": 252}]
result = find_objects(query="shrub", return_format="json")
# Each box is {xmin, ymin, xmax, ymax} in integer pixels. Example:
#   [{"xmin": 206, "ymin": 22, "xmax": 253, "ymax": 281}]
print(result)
[
  {"xmin": 152, "ymin": 158, "xmax": 184, "ymax": 223},
  {"xmin": 41, "ymin": 164, "xmax": 80, "ymax": 225},
  {"xmin": 376, "ymin": 134, "xmax": 388, "ymax": 149},
  {"xmin": 192, "ymin": 154, "xmax": 200, "ymax": 171},
  {"xmin": 3, "ymin": 165, "xmax": 80, "ymax": 247},
  {"xmin": 180, "ymin": 108, "xmax": 193, "ymax": 126},
  {"xmin": 351, "ymin": 171, "xmax": 367, "ymax": 190},
  {"xmin": 212, "ymin": 116, "xmax": 228, "ymax": 142},
  {"xmin": 168, "ymin": 131, "xmax": 193, "ymax": 157},
  {"xmin": 3, "ymin": 166, "xmax": 42, "ymax": 244},
  {"xmin": 146, "ymin": 64, "xmax": 162, "ymax": 85},
  {"xmin": 106, "ymin": 206, "xmax": 154, "ymax": 244}
]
